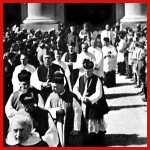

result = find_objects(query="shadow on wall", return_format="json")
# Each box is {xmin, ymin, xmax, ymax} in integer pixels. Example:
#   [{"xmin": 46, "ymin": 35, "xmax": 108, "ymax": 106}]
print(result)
[{"xmin": 104, "ymin": 134, "xmax": 147, "ymax": 146}]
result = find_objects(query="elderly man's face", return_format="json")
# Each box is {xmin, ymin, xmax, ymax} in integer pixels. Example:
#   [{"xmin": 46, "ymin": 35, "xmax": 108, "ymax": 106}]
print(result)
[
  {"xmin": 82, "ymin": 44, "xmax": 88, "ymax": 52},
  {"xmin": 68, "ymin": 45, "xmax": 74, "ymax": 53},
  {"xmin": 11, "ymin": 121, "xmax": 30, "ymax": 144},
  {"xmin": 20, "ymin": 54, "xmax": 28, "ymax": 66}
]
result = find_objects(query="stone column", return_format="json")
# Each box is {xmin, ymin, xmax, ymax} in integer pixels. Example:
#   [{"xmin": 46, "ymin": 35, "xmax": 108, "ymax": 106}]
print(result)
[
  {"xmin": 20, "ymin": 3, "xmax": 65, "ymax": 32},
  {"xmin": 115, "ymin": 4, "xmax": 125, "ymax": 23},
  {"xmin": 120, "ymin": 3, "xmax": 147, "ymax": 30}
]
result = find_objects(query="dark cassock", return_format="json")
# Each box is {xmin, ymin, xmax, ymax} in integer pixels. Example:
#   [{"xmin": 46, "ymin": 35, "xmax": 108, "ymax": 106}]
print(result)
[
  {"xmin": 4, "ymin": 52, "xmax": 15, "ymax": 138},
  {"xmin": 73, "ymin": 58, "xmax": 110, "ymax": 146},
  {"xmin": 4, "ymin": 52, "xmax": 15, "ymax": 104},
  {"xmin": 31, "ymin": 49, "xmax": 69, "ymax": 102},
  {"xmin": 61, "ymin": 42, "xmax": 79, "ymax": 87}
]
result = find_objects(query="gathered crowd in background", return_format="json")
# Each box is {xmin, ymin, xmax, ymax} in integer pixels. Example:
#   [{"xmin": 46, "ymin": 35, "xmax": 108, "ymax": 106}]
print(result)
[{"xmin": 4, "ymin": 21, "xmax": 147, "ymax": 147}]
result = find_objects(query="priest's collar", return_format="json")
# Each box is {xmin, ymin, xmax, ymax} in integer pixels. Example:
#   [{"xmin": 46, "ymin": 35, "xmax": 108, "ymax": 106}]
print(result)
[
  {"xmin": 21, "ymin": 64, "xmax": 27, "ymax": 68},
  {"xmin": 69, "ymin": 51, "xmax": 74, "ymax": 54},
  {"xmin": 44, "ymin": 63, "xmax": 53, "ymax": 68},
  {"xmin": 85, "ymin": 74, "xmax": 93, "ymax": 79}
]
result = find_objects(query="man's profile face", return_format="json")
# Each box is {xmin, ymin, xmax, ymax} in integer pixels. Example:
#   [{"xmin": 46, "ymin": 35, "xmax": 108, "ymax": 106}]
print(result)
[
  {"xmin": 24, "ymin": 102, "xmax": 35, "ymax": 113},
  {"xmin": 84, "ymin": 68, "xmax": 93, "ymax": 78},
  {"xmin": 105, "ymin": 24, "xmax": 110, "ymax": 31},
  {"xmin": 19, "ymin": 81, "xmax": 30, "ymax": 93},
  {"xmin": 51, "ymin": 83, "xmax": 63, "ymax": 94},
  {"xmin": 91, "ymin": 40, "xmax": 96, "ymax": 47},
  {"xmin": 83, "ymin": 24, "xmax": 88, "ymax": 31},
  {"xmin": 11, "ymin": 121, "xmax": 30, "ymax": 144}
]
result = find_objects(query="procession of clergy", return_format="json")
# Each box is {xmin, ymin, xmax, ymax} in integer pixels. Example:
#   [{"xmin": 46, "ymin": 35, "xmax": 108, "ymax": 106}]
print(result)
[{"xmin": 4, "ymin": 22, "xmax": 147, "ymax": 146}]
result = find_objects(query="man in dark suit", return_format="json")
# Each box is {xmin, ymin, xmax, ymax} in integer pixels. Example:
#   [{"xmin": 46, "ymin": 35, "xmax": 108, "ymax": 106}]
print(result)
[
  {"xmin": 66, "ymin": 25, "xmax": 81, "ymax": 54},
  {"xmin": 4, "ymin": 52, "xmax": 15, "ymax": 104}
]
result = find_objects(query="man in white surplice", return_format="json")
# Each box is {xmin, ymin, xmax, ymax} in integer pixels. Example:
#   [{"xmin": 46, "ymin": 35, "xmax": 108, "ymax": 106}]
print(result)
[
  {"xmin": 101, "ymin": 24, "xmax": 114, "ymax": 46},
  {"xmin": 102, "ymin": 37, "xmax": 117, "ymax": 87},
  {"xmin": 88, "ymin": 38, "xmax": 104, "ymax": 79},
  {"xmin": 12, "ymin": 53, "xmax": 36, "ymax": 92},
  {"xmin": 74, "ymin": 43, "xmax": 96, "ymax": 77}
]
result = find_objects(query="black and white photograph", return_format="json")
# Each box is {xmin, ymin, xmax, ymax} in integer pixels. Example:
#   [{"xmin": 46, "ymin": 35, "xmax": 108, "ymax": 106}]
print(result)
[{"xmin": 3, "ymin": 3, "xmax": 147, "ymax": 147}]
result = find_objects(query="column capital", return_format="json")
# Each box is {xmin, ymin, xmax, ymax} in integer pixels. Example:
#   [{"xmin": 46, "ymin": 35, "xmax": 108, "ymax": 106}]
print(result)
[
  {"xmin": 120, "ymin": 3, "xmax": 147, "ymax": 30},
  {"xmin": 21, "ymin": 3, "xmax": 65, "ymax": 32},
  {"xmin": 120, "ymin": 15, "xmax": 147, "ymax": 23},
  {"xmin": 23, "ymin": 16, "xmax": 58, "ymax": 24}
]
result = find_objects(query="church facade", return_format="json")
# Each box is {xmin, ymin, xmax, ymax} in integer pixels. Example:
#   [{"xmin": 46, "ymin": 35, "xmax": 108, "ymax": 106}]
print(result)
[{"xmin": 4, "ymin": 3, "xmax": 147, "ymax": 31}]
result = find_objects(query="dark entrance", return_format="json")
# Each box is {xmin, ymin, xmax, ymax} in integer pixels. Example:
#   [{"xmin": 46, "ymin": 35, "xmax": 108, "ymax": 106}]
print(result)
[
  {"xmin": 4, "ymin": 3, "xmax": 21, "ymax": 29},
  {"xmin": 65, "ymin": 3, "xmax": 116, "ymax": 28}
]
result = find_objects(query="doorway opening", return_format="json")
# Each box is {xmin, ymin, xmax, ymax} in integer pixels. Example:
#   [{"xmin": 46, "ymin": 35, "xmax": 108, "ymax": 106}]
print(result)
[
  {"xmin": 4, "ymin": 4, "xmax": 21, "ymax": 29},
  {"xmin": 65, "ymin": 3, "xmax": 116, "ymax": 28}
]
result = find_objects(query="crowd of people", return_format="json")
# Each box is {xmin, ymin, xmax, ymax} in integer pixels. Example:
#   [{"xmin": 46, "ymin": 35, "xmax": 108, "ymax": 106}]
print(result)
[{"xmin": 4, "ymin": 21, "xmax": 147, "ymax": 147}]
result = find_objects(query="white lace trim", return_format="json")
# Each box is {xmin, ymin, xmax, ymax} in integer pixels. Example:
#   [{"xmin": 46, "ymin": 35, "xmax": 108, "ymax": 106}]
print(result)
[{"xmin": 87, "ymin": 118, "xmax": 107, "ymax": 134}]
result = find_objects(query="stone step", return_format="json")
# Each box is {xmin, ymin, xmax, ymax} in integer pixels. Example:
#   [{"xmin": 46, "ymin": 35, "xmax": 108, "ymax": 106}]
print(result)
[{"xmin": 20, "ymin": 23, "xmax": 59, "ymax": 33}]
